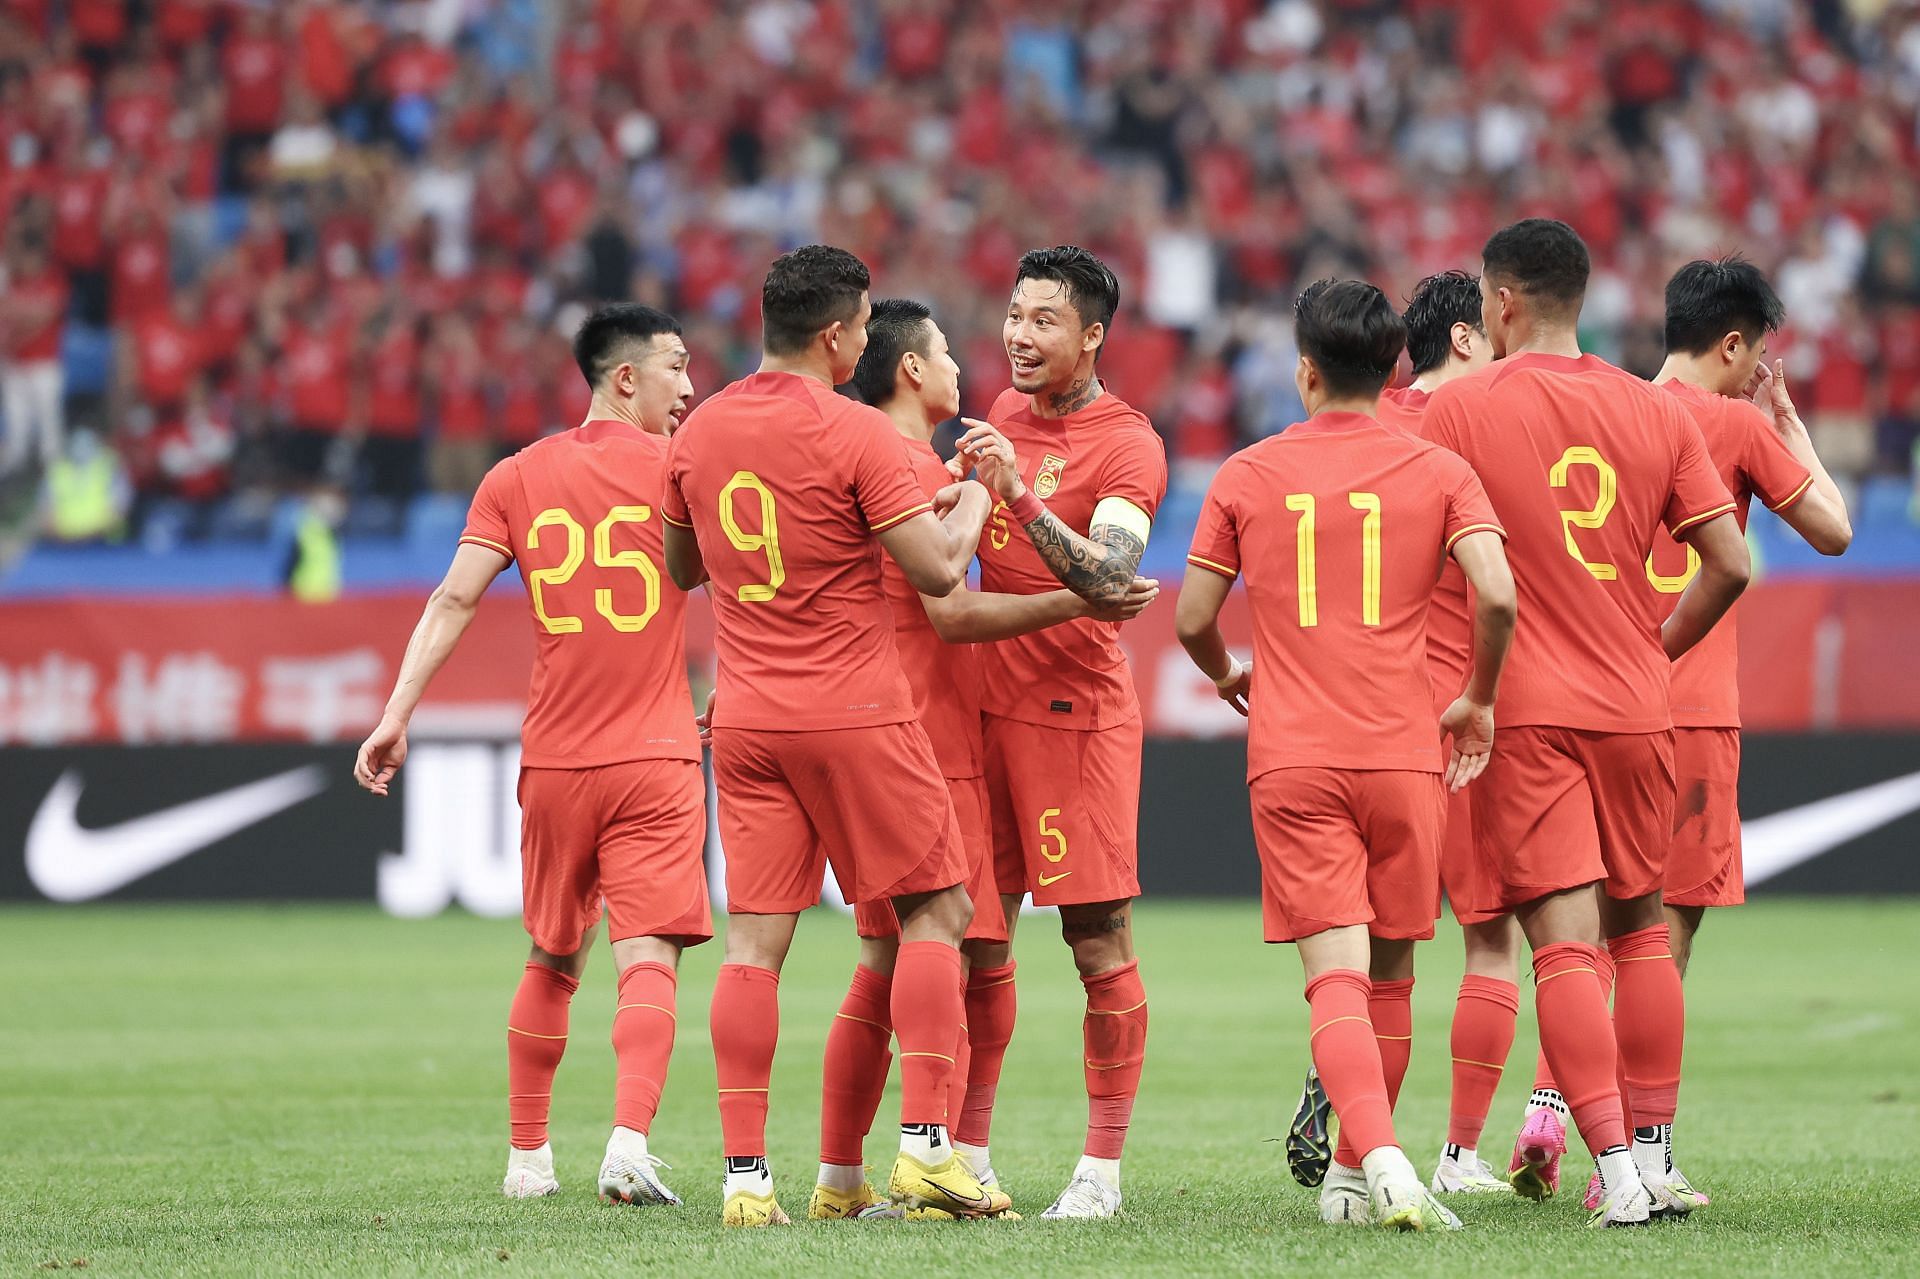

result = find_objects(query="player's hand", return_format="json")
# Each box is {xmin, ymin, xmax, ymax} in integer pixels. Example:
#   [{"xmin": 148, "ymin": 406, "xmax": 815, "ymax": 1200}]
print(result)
[
  {"xmin": 354, "ymin": 715, "xmax": 408, "ymax": 796},
  {"xmin": 695, "ymin": 688, "xmax": 715, "ymax": 749},
  {"xmin": 1085, "ymin": 576, "xmax": 1159, "ymax": 622},
  {"xmin": 1212, "ymin": 656, "xmax": 1251, "ymax": 717},
  {"xmin": 1746, "ymin": 359, "xmax": 1806, "ymax": 437},
  {"xmin": 955, "ymin": 420, "xmax": 1026, "ymax": 503},
  {"xmin": 1439, "ymin": 695, "xmax": 1494, "ymax": 792}
]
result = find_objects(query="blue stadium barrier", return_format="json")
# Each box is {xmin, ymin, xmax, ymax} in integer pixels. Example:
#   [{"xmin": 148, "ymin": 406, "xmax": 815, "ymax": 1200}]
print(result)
[{"xmin": 59, "ymin": 325, "xmax": 115, "ymax": 398}]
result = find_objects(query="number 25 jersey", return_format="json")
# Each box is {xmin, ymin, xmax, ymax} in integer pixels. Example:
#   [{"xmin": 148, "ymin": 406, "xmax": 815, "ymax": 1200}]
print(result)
[
  {"xmin": 663, "ymin": 371, "xmax": 933, "ymax": 733},
  {"xmin": 462, "ymin": 419, "xmax": 698, "ymax": 769}
]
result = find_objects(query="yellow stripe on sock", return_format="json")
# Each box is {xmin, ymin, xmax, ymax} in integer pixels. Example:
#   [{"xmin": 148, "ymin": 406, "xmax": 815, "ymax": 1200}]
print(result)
[
  {"xmin": 1375, "ymin": 1034, "xmax": 1413, "ymax": 1041},
  {"xmin": 1534, "ymin": 966, "xmax": 1597, "ymax": 986},
  {"xmin": 834, "ymin": 1012, "xmax": 889, "ymax": 1031},
  {"xmin": 1087, "ymin": 999, "xmax": 1147, "ymax": 1016},
  {"xmin": 507, "ymin": 1026, "xmax": 567, "ymax": 1040},
  {"xmin": 1451, "ymin": 1056, "xmax": 1505, "ymax": 1070},
  {"xmin": 1309, "ymin": 1015, "xmax": 1372, "ymax": 1040},
  {"xmin": 615, "ymin": 1003, "xmax": 676, "ymax": 1019},
  {"xmin": 1084, "ymin": 1059, "xmax": 1138, "ymax": 1070},
  {"xmin": 1615, "ymin": 953, "xmax": 1674, "ymax": 962},
  {"xmin": 900, "ymin": 1051, "xmax": 956, "ymax": 1063}
]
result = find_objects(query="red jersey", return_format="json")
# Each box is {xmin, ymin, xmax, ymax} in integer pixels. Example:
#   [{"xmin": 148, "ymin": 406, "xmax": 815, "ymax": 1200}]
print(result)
[
  {"xmin": 461, "ymin": 420, "xmax": 698, "ymax": 769},
  {"xmin": 882, "ymin": 437, "xmax": 985, "ymax": 780},
  {"xmin": 284, "ymin": 327, "xmax": 350, "ymax": 430},
  {"xmin": 663, "ymin": 371, "xmax": 933, "ymax": 733},
  {"xmin": 1188, "ymin": 412, "xmax": 1504, "ymax": 779},
  {"xmin": 1649, "ymin": 379, "xmax": 1813, "ymax": 728},
  {"xmin": 6, "ymin": 269, "xmax": 67, "ymax": 363},
  {"xmin": 976, "ymin": 388, "xmax": 1168, "ymax": 730},
  {"xmin": 1425, "ymin": 353, "xmax": 1736, "ymax": 733},
  {"xmin": 132, "ymin": 311, "xmax": 199, "ymax": 404},
  {"xmin": 1378, "ymin": 384, "xmax": 1473, "ymax": 704}
]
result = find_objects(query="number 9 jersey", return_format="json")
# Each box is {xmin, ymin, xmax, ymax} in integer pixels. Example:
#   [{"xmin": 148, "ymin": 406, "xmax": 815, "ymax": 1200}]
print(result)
[
  {"xmin": 461, "ymin": 418, "xmax": 700, "ymax": 770},
  {"xmin": 662, "ymin": 371, "xmax": 933, "ymax": 732}
]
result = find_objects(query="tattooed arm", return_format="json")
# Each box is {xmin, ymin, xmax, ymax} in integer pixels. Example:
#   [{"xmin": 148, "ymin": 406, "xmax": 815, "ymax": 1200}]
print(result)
[{"xmin": 955, "ymin": 420, "xmax": 1149, "ymax": 607}]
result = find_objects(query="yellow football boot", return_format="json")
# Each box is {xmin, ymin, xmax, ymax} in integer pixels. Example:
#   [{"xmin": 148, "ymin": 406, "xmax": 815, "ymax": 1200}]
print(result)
[
  {"xmin": 808, "ymin": 1178, "xmax": 901, "ymax": 1221},
  {"xmin": 722, "ymin": 1188, "xmax": 791, "ymax": 1227},
  {"xmin": 888, "ymin": 1151, "xmax": 1013, "ymax": 1219}
]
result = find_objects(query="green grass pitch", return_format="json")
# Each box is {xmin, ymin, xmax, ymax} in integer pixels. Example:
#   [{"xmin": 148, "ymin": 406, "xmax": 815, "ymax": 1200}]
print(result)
[{"xmin": 3, "ymin": 899, "xmax": 1917, "ymax": 1276}]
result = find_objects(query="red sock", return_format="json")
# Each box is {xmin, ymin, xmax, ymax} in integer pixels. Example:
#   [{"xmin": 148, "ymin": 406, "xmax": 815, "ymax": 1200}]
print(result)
[
  {"xmin": 1082, "ymin": 960, "xmax": 1148, "ymax": 1159},
  {"xmin": 1333, "ymin": 977, "xmax": 1414, "ymax": 1167},
  {"xmin": 1609, "ymin": 926, "xmax": 1682, "ymax": 1126},
  {"xmin": 1447, "ymin": 975, "xmax": 1519, "ymax": 1149},
  {"xmin": 710, "ymin": 963, "xmax": 779, "ymax": 1157},
  {"xmin": 947, "ymin": 1020, "xmax": 973, "ymax": 1130},
  {"xmin": 1592, "ymin": 946, "xmax": 1634, "ymax": 1130},
  {"xmin": 1307, "ymin": 969, "xmax": 1396, "ymax": 1161},
  {"xmin": 956, "ymin": 961, "xmax": 1015, "ymax": 1147},
  {"xmin": 892, "ymin": 941, "xmax": 965, "ymax": 1127},
  {"xmin": 819, "ymin": 964, "xmax": 893, "ymax": 1165},
  {"xmin": 507, "ymin": 962, "xmax": 578, "ymax": 1149},
  {"xmin": 1532, "ymin": 942, "xmax": 1626, "ymax": 1155},
  {"xmin": 611, "ymin": 961, "xmax": 677, "ymax": 1135}
]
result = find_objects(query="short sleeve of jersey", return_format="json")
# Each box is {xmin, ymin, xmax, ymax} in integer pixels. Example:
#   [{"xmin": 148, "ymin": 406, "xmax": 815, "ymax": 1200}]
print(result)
[
  {"xmin": 850, "ymin": 408, "xmax": 935, "ymax": 532},
  {"xmin": 660, "ymin": 432, "xmax": 693, "ymax": 528},
  {"xmin": 1435, "ymin": 452, "xmax": 1506, "ymax": 553},
  {"xmin": 1732, "ymin": 400, "xmax": 1815, "ymax": 512},
  {"xmin": 1097, "ymin": 423, "xmax": 1170, "ymax": 520},
  {"xmin": 1664, "ymin": 409, "xmax": 1739, "ymax": 538},
  {"xmin": 1186, "ymin": 461, "xmax": 1242, "ymax": 579},
  {"xmin": 460, "ymin": 458, "xmax": 516, "ymax": 559},
  {"xmin": 1421, "ymin": 382, "xmax": 1472, "ymax": 458}
]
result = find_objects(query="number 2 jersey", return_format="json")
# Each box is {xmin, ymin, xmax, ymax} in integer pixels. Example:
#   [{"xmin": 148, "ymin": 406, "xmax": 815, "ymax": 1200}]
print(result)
[
  {"xmin": 976, "ymin": 388, "xmax": 1168, "ymax": 730},
  {"xmin": 663, "ymin": 371, "xmax": 932, "ymax": 733},
  {"xmin": 1186, "ymin": 411, "xmax": 1504, "ymax": 779},
  {"xmin": 1423, "ymin": 353, "xmax": 1736, "ymax": 734},
  {"xmin": 461, "ymin": 419, "xmax": 699, "ymax": 769}
]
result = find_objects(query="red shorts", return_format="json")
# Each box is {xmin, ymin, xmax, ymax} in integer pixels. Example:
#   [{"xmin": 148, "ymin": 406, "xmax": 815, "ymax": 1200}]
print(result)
[
  {"xmin": 713, "ymin": 722, "xmax": 966, "ymax": 914},
  {"xmin": 517, "ymin": 759, "xmax": 712, "ymax": 955},
  {"xmin": 984, "ymin": 713, "xmax": 1142, "ymax": 907},
  {"xmin": 1665, "ymin": 727, "xmax": 1743, "ymax": 908},
  {"xmin": 1468, "ymin": 726, "xmax": 1675, "ymax": 913},
  {"xmin": 1250, "ymin": 767, "xmax": 1444, "ymax": 944},
  {"xmin": 855, "ymin": 774, "xmax": 1009, "ymax": 943},
  {"xmin": 1440, "ymin": 784, "xmax": 1504, "ymax": 927}
]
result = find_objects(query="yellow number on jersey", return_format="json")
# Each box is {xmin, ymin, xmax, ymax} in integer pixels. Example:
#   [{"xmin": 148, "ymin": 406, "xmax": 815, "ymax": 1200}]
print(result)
[
  {"xmin": 1549, "ymin": 446, "xmax": 1619, "ymax": 580},
  {"xmin": 718, "ymin": 471, "xmax": 786, "ymax": 602},
  {"xmin": 1349, "ymin": 492, "xmax": 1382, "ymax": 626},
  {"xmin": 1038, "ymin": 808, "xmax": 1068, "ymax": 864},
  {"xmin": 1285, "ymin": 494, "xmax": 1318, "ymax": 627},
  {"xmin": 593, "ymin": 505, "xmax": 661, "ymax": 632},
  {"xmin": 988, "ymin": 499, "xmax": 1011, "ymax": 551},
  {"xmin": 527, "ymin": 508, "xmax": 586, "ymax": 634},
  {"xmin": 1283, "ymin": 492, "xmax": 1384, "ymax": 628},
  {"xmin": 1645, "ymin": 543, "xmax": 1700, "ymax": 594}
]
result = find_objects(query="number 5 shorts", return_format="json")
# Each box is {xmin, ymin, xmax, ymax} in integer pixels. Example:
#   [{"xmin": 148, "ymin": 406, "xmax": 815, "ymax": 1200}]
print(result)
[
  {"xmin": 711, "ymin": 721, "xmax": 968, "ymax": 913},
  {"xmin": 983, "ymin": 712, "xmax": 1143, "ymax": 907}
]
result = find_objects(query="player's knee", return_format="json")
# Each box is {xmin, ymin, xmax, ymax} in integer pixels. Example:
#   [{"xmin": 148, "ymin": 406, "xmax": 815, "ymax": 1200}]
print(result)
[
  {"xmin": 858, "ymin": 934, "xmax": 901, "ymax": 976},
  {"xmin": 1601, "ymin": 891, "xmax": 1665, "ymax": 937},
  {"xmin": 1060, "ymin": 902, "xmax": 1133, "ymax": 975}
]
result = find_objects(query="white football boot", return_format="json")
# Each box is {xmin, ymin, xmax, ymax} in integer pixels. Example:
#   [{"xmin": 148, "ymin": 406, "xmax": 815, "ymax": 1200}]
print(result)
[
  {"xmin": 503, "ymin": 1143, "xmax": 560, "ymax": 1199},
  {"xmin": 598, "ymin": 1127, "xmax": 683, "ymax": 1206}
]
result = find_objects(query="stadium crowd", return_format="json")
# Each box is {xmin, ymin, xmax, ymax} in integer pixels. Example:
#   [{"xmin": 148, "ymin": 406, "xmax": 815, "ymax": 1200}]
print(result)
[{"xmin": 3, "ymin": 0, "xmax": 1919, "ymax": 538}]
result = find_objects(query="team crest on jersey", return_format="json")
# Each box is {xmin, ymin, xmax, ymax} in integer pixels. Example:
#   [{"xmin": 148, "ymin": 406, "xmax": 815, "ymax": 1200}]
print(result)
[{"xmin": 1034, "ymin": 453, "xmax": 1068, "ymax": 499}]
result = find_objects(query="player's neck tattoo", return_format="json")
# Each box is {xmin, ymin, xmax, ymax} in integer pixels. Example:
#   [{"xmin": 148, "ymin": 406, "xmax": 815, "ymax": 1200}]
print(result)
[{"xmin": 1043, "ymin": 374, "xmax": 1101, "ymax": 418}]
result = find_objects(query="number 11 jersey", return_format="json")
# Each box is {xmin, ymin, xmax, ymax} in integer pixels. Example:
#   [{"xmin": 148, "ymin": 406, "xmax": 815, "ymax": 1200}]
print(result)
[
  {"xmin": 663, "ymin": 371, "xmax": 933, "ymax": 733},
  {"xmin": 462, "ymin": 419, "xmax": 699, "ymax": 769},
  {"xmin": 1187, "ymin": 411, "xmax": 1504, "ymax": 779}
]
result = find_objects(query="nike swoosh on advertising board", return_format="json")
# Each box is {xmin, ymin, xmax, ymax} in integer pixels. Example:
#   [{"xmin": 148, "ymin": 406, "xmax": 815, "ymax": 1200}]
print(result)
[
  {"xmin": 25, "ymin": 766, "xmax": 330, "ymax": 902},
  {"xmin": 1742, "ymin": 769, "xmax": 1920, "ymax": 886}
]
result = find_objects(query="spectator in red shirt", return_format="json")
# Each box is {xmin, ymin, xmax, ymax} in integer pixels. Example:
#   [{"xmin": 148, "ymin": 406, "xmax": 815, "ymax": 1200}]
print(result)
[
  {"xmin": 357, "ymin": 310, "xmax": 426, "ymax": 499},
  {"xmin": 109, "ymin": 203, "xmax": 173, "ymax": 326},
  {"xmin": 2, "ymin": 241, "xmax": 69, "ymax": 473},
  {"xmin": 426, "ymin": 313, "xmax": 493, "ymax": 494},
  {"xmin": 280, "ymin": 310, "xmax": 353, "ymax": 481},
  {"xmin": 221, "ymin": 7, "xmax": 286, "ymax": 188}
]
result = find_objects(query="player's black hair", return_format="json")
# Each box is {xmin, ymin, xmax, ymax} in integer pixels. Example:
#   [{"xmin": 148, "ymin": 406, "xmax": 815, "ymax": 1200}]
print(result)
[
  {"xmin": 1404, "ymin": 270, "xmax": 1485, "ymax": 375},
  {"xmin": 1481, "ymin": 218, "xmax": 1589, "ymax": 316},
  {"xmin": 761, "ymin": 244, "xmax": 871, "ymax": 356},
  {"xmin": 1663, "ymin": 255, "xmax": 1786, "ymax": 356},
  {"xmin": 572, "ymin": 303, "xmax": 682, "ymax": 389},
  {"xmin": 1294, "ymin": 278, "xmax": 1407, "ymax": 398},
  {"xmin": 1013, "ymin": 245, "xmax": 1120, "ymax": 355},
  {"xmin": 849, "ymin": 298, "xmax": 935, "ymax": 407}
]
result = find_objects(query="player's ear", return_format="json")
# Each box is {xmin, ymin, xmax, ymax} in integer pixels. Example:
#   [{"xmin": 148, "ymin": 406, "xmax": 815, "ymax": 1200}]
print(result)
[
  {"xmin": 1082, "ymin": 321, "xmax": 1104, "ymax": 356},
  {"xmin": 1721, "ymin": 330, "xmax": 1743, "ymax": 366},
  {"xmin": 1451, "ymin": 321, "xmax": 1473, "ymax": 361},
  {"xmin": 901, "ymin": 351, "xmax": 923, "ymax": 389}
]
